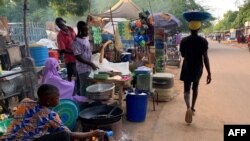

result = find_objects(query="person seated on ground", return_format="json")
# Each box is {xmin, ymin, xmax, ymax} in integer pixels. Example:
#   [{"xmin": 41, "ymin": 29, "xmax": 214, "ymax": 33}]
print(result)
[
  {"xmin": 41, "ymin": 57, "xmax": 88, "ymax": 103},
  {"xmin": 1, "ymin": 84, "xmax": 105, "ymax": 141}
]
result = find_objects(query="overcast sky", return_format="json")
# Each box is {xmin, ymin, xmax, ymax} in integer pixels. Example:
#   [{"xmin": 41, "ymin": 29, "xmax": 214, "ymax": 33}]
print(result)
[{"xmin": 198, "ymin": 0, "xmax": 244, "ymax": 19}]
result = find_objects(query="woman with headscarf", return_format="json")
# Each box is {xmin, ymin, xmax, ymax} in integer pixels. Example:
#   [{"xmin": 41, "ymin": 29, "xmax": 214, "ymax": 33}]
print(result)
[{"xmin": 41, "ymin": 57, "xmax": 88, "ymax": 102}]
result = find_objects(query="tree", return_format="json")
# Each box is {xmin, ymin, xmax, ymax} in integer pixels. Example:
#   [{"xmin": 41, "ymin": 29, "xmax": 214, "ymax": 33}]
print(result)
[
  {"xmin": 90, "ymin": 0, "xmax": 118, "ymax": 14},
  {"xmin": 133, "ymin": 0, "xmax": 212, "ymax": 31},
  {"xmin": 214, "ymin": 11, "xmax": 238, "ymax": 31},
  {"xmin": 213, "ymin": 0, "xmax": 250, "ymax": 31},
  {"xmin": 49, "ymin": 0, "xmax": 89, "ymax": 16},
  {"xmin": 232, "ymin": 1, "xmax": 250, "ymax": 28},
  {"xmin": 0, "ymin": 0, "xmax": 55, "ymax": 23}
]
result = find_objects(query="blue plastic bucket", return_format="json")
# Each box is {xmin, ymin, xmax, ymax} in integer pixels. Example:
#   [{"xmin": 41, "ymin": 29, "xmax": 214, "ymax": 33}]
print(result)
[
  {"xmin": 29, "ymin": 46, "xmax": 48, "ymax": 66},
  {"xmin": 121, "ymin": 52, "xmax": 132, "ymax": 62},
  {"xmin": 126, "ymin": 92, "xmax": 148, "ymax": 122}
]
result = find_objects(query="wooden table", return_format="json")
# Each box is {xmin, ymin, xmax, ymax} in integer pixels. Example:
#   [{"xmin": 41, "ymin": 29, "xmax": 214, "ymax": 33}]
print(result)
[{"xmin": 88, "ymin": 76, "xmax": 131, "ymax": 108}]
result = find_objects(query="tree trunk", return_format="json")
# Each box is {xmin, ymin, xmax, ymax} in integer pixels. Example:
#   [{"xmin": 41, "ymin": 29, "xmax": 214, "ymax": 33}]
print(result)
[{"xmin": 23, "ymin": 0, "xmax": 30, "ymax": 57}]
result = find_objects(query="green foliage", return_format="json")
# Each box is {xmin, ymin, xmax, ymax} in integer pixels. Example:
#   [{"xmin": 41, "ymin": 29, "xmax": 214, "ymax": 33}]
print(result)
[
  {"xmin": 50, "ymin": 0, "xmax": 89, "ymax": 16},
  {"xmin": 214, "ymin": 11, "xmax": 238, "ymax": 31},
  {"xmin": 213, "ymin": 0, "xmax": 250, "ymax": 32},
  {"xmin": 90, "ymin": 0, "xmax": 118, "ymax": 14},
  {"xmin": 28, "ymin": 8, "xmax": 55, "ymax": 23},
  {"xmin": 232, "ymin": 1, "xmax": 250, "ymax": 28},
  {"xmin": 134, "ymin": 0, "xmax": 211, "ymax": 31},
  {"xmin": 0, "ymin": 0, "xmax": 23, "ymax": 22},
  {"xmin": 0, "ymin": 0, "xmax": 54, "ymax": 23},
  {"xmin": 0, "ymin": 0, "xmax": 213, "ymax": 31}
]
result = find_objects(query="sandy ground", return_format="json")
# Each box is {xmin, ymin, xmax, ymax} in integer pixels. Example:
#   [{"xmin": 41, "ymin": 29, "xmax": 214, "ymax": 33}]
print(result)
[
  {"xmin": 122, "ymin": 40, "xmax": 250, "ymax": 141},
  {"xmin": 4, "ymin": 40, "xmax": 250, "ymax": 141}
]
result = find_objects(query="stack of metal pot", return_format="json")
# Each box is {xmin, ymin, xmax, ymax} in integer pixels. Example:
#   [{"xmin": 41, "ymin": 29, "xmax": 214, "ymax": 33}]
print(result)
[{"xmin": 153, "ymin": 73, "xmax": 175, "ymax": 102}]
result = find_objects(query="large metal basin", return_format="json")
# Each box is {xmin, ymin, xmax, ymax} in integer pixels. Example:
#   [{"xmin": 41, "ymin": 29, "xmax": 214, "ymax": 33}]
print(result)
[{"xmin": 86, "ymin": 83, "xmax": 115, "ymax": 100}]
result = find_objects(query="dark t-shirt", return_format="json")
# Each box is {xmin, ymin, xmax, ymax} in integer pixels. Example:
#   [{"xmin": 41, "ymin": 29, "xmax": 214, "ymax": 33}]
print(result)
[{"xmin": 180, "ymin": 34, "xmax": 208, "ymax": 81}]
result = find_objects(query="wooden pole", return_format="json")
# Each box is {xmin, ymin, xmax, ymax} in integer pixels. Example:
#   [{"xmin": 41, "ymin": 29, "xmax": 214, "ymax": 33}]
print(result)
[
  {"xmin": 23, "ymin": 0, "xmax": 30, "ymax": 57},
  {"xmin": 110, "ymin": 7, "xmax": 116, "ymax": 35},
  {"xmin": 110, "ymin": 7, "xmax": 117, "ymax": 61}
]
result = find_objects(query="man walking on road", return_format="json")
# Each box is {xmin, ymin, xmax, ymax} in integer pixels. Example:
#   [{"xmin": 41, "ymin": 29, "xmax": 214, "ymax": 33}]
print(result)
[{"xmin": 180, "ymin": 12, "xmax": 212, "ymax": 124}]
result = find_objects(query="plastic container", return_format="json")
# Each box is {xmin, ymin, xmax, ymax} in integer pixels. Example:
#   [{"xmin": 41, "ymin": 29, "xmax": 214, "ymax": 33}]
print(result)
[
  {"xmin": 126, "ymin": 92, "xmax": 148, "ymax": 122},
  {"xmin": 49, "ymin": 50, "xmax": 59, "ymax": 61},
  {"xmin": 0, "ymin": 118, "xmax": 13, "ymax": 136},
  {"xmin": 153, "ymin": 73, "xmax": 174, "ymax": 89},
  {"xmin": 155, "ymin": 56, "xmax": 165, "ymax": 72},
  {"xmin": 121, "ymin": 52, "xmax": 132, "ymax": 62},
  {"xmin": 52, "ymin": 99, "xmax": 79, "ymax": 130},
  {"xmin": 134, "ymin": 66, "xmax": 152, "ymax": 77},
  {"xmin": 29, "ymin": 46, "xmax": 49, "ymax": 66},
  {"xmin": 106, "ymin": 131, "xmax": 115, "ymax": 141}
]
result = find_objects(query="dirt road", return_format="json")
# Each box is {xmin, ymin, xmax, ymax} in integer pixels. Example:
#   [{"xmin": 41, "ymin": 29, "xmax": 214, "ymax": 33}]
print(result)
[{"xmin": 123, "ymin": 40, "xmax": 250, "ymax": 141}]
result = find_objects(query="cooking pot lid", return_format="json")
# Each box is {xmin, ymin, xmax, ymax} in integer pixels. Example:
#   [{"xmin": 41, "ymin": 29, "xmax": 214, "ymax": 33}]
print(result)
[
  {"xmin": 52, "ymin": 99, "xmax": 79, "ymax": 130},
  {"xmin": 153, "ymin": 73, "xmax": 174, "ymax": 78}
]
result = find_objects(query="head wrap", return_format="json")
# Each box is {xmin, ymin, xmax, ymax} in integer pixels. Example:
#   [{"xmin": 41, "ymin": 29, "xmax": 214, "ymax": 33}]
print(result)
[
  {"xmin": 42, "ymin": 58, "xmax": 60, "ymax": 83},
  {"xmin": 41, "ymin": 57, "xmax": 88, "ymax": 102},
  {"xmin": 188, "ymin": 21, "xmax": 201, "ymax": 30}
]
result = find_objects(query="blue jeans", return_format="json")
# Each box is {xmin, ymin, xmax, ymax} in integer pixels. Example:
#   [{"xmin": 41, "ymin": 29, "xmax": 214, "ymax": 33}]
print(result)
[{"xmin": 79, "ymin": 72, "xmax": 90, "ymax": 96}]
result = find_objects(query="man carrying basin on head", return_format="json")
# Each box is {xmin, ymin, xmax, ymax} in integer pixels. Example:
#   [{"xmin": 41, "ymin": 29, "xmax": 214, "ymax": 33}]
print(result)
[{"xmin": 180, "ymin": 11, "xmax": 212, "ymax": 124}]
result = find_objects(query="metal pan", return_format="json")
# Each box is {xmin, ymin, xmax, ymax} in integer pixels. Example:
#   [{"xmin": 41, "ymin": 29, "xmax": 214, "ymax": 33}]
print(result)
[{"xmin": 79, "ymin": 104, "xmax": 123, "ymax": 125}]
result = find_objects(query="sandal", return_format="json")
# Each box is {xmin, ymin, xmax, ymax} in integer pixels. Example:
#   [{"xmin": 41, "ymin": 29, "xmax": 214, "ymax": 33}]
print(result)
[
  {"xmin": 185, "ymin": 109, "xmax": 193, "ymax": 124},
  {"xmin": 191, "ymin": 108, "xmax": 196, "ymax": 116}
]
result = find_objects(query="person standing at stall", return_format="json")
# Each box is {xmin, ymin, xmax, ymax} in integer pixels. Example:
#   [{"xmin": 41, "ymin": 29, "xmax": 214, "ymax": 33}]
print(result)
[
  {"xmin": 55, "ymin": 17, "xmax": 77, "ymax": 82},
  {"xmin": 180, "ymin": 12, "xmax": 212, "ymax": 124},
  {"xmin": 72, "ymin": 21, "xmax": 98, "ymax": 96}
]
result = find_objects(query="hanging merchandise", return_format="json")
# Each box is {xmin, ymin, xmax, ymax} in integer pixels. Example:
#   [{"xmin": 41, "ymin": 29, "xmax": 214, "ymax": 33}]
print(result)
[
  {"xmin": 118, "ymin": 21, "xmax": 132, "ymax": 41},
  {"xmin": 130, "ymin": 21, "xmax": 136, "ymax": 31},
  {"xmin": 154, "ymin": 28, "xmax": 164, "ymax": 40},
  {"xmin": 124, "ymin": 21, "xmax": 132, "ymax": 40},
  {"xmin": 154, "ymin": 28, "xmax": 165, "ymax": 72},
  {"xmin": 114, "ymin": 27, "xmax": 124, "ymax": 51},
  {"xmin": 91, "ymin": 26, "xmax": 102, "ymax": 45},
  {"xmin": 155, "ymin": 56, "xmax": 165, "ymax": 72},
  {"xmin": 118, "ymin": 22, "xmax": 125, "ymax": 37},
  {"xmin": 135, "ymin": 20, "xmax": 142, "ymax": 28}
]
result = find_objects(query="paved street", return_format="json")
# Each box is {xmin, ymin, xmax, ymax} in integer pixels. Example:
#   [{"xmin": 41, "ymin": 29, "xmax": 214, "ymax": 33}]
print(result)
[{"xmin": 123, "ymin": 40, "xmax": 250, "ymax": 141}]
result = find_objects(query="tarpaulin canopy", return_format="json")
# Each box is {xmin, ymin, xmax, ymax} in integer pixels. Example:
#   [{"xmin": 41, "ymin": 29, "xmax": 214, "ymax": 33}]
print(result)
[
  {"xmin": 93, "ymin": 0, "xmax": 141, "ymax": 19},
  {"xmin": 149, "ymin": 12, "xmax": 181, "ymax": 28}
]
